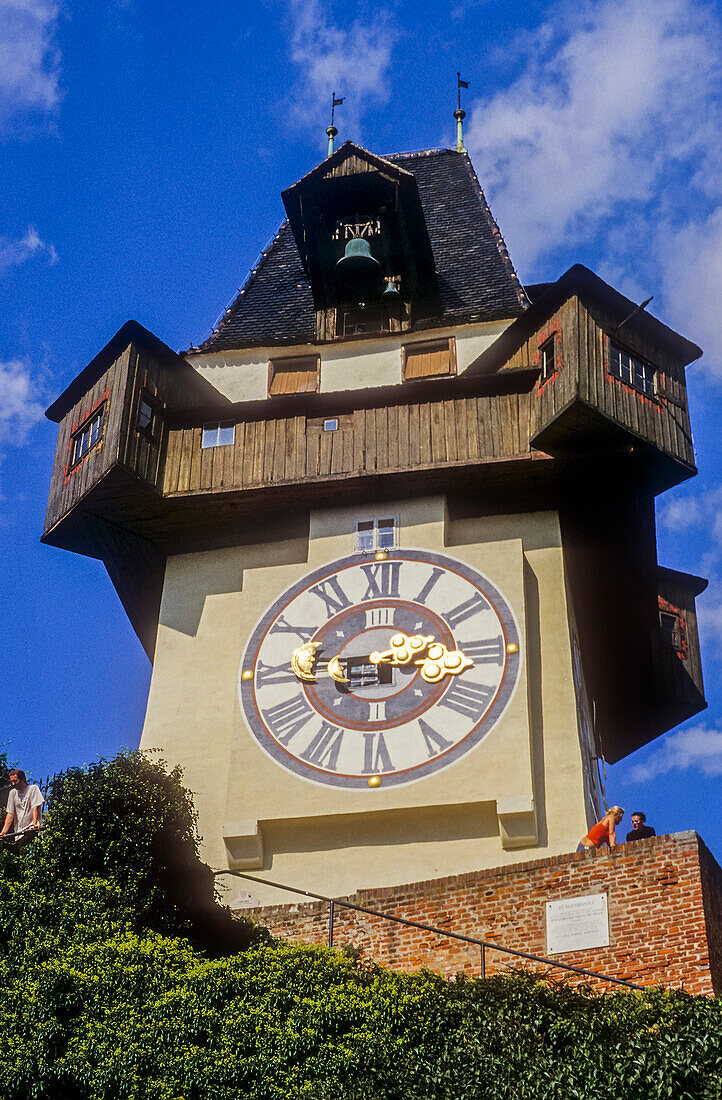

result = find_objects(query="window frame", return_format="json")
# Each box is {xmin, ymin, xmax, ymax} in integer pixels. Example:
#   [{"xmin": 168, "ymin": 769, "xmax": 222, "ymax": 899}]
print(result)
[
  {"xmin": 355, "ymin": 516, "xmax": 398, "ymax": 554},
  {"xmin": 70, "ymin": 403, "xmax": 106, "ymax": 469},
  {"xmin": 268, "ymin": 355, "xmax": 321, "ymax": 398},
  {"xmin": 137, "ymin": 391, "xmax": 162, "ymax": 441},
  {"xmin": 658, "ymin": 605, "xmax": 688, "ymax": 659},
  {"xmin": 201, "ymin": 421, "xmax": 236, "ymax": 449},
  {"xmin": 608, "ymin": 341, "xmax": 657, "ymax": 399},
  {"xmin": 539, "ymin": 335, "xmax": 557, "ymax": 383},
  {"xmin": 401, "ymin": 337, "xmax": 457, "ymax": 382}
]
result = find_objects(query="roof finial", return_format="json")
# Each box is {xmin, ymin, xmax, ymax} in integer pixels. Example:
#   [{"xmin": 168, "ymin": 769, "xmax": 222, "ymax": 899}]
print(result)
[
  {"xmin": 326, "ymin": 92, "xmax": 344, "ymax": 157},
  {"xmin": 455, "ymin": 73, "xmax": 469, "ymax": 152}
]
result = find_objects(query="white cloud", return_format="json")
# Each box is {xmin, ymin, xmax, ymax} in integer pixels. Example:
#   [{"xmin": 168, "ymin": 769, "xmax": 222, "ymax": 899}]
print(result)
[
  {"xmin": 626, "ymin": 723, "xmax": 722, "ymax": 781},
  {"xmin": 658, "ymin": 485, "xmax": 722, "ymax": 535},
  {"xmin": 0, "ymin": 225, "xmax": 58, "ymax": 275},
  {"xmin": 0, "ymin": 0, "xmax": 61, "ymax": 130},
  {"xmin": 466, "ymin": 0, "xmax": 722, "ymax": 272},
  {"xmin": 657, "ymin": 209, "xmax": 722, "ymax": 381},
  {"xmin": 284, "ymin": 0, "xmax": 397, "ymax": 141},
  {"xmin": 0, "ymin": 359, "xmax": 45, "ymax": 444}
]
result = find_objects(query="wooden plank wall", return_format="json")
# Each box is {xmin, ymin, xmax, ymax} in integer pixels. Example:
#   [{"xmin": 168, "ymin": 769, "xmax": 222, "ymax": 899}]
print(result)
[
  {"xmin": 576, "ymin": 300, "xmax": 695, "ymax": 467},
  {"xmin": 43, "ymin": 346, "xmax": 132, "ymax": 534},
  {"xmin": 656, "ymin": 572, "xmax": 705, "ymax": 703},
  {"xmin": 119, "ymin": 344, "xmax": 169, "ymax": 492},
  {"xmin": 501, "ymin": 299, "xmax": 577, "ymax": 444},
  {"xmin": 162, "ymin": 388, "xmax": 537, "ymax": 497},
  {"xmin": 46, "ymin": 295, "xmax": 696, "ymax": 530}
]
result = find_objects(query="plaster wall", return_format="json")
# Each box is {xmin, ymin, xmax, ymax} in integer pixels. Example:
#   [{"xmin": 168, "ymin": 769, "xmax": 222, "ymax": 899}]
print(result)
[
  {"xmin": 187, "ymin": 319, "xmax": 511, "ymax": 403},
  {"xmin": 140, "ymin": 497, "xmax": 592, "ymax": 903}
]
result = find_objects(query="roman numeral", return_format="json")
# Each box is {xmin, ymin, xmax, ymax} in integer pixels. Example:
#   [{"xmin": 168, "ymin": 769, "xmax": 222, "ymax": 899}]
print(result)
[
  {"xmin": 269, "ymin": 615, "xmax": 315, "ymax": 642},
  {"xmin": 461, "ymin": 637, "xmax": 505, "ymax": 665},
  {"xmin": 309, "ymin": 575, "xmax": 352, "ymax": 617},
  {"xmin": 413, "ymin": 567, "xmax": 444, "ymax": 605},
  {"xmin": 439, "ymin": 679, "xmax": 494, "ymax": 720},
  {"xmin": 367, "ymin": 700, "xmax": 387, "ymax": 722},
  {"xmin": 365, "ymin": 607, "xmax": 394, "ymax": 629},
  {"xmin": 417, "ymin": 718, "xmax": 453, "ymax": 758},
  {"xmin": 301, "ymin": 722, "xmax": 344, "ymax": 771},
  {"xmin": 445, "ymin": 591, "xmax": 489, "ymax": 629},
  {"xmin": 359, "ymin": 561, "xmax": 401, "ymax": 600},
  {"xmin": 255, "ymin": 659, "xmax": 299, "ymax": 687},
  {"xmin": 263, "ymin": 694, "xmax": 315, "ymax": 745},
  {"xmin": 362, "ymin": 731, "xmax": 394, "ymax": 773}
]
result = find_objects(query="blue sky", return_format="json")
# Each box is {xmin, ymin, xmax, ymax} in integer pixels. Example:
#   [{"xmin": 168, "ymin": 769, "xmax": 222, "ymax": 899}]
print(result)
[{"xmin": 2, "ymin": 0, "xmax": 722, "ymax": 855}]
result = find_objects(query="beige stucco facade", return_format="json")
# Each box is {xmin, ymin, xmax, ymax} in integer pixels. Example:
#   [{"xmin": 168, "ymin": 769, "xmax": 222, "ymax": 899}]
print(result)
[
  {"xmin": 187, "ymin": 318, "xmax": 511, "ymax": 403},
  {"xmin": 140, "ymin": 495, "xmax": 601, "ymax": 905}
]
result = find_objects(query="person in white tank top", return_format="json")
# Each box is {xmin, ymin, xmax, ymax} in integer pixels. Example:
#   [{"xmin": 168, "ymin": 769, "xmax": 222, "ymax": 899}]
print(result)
[{"xmin": 1, "ymin": 769, "xmax": 44, "ymax": 845}]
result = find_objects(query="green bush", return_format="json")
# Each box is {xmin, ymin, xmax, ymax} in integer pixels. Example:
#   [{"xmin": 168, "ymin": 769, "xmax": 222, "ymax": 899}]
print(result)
[{"xmin": 0, "ymin": 752, "xmax": 720, "ymax": 1099}]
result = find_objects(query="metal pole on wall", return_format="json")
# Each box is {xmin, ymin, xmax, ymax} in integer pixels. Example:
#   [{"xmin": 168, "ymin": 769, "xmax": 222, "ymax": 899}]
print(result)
[
  {"xmin": 480, "ymin": 945, "xmax": 486, "ymax": 979},
  {"xmin": 329, "ymin": 900, "xmax": 335, "ymax": 948}
]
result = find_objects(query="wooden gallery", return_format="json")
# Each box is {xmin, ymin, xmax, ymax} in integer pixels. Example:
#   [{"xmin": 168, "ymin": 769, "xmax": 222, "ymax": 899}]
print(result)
[{"xmin": 43, "ymin": 134, "xmax": 722, "ymax": 992}]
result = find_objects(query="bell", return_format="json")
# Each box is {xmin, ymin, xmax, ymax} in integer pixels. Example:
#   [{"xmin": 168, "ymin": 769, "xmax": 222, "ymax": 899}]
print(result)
[
  {"xmin": 335, "ymin": 237, "xmax": 384, "ymax": 301},
  {"xmin": 383, "ymin": 278, "xmax": 401, "ymax": 298}
]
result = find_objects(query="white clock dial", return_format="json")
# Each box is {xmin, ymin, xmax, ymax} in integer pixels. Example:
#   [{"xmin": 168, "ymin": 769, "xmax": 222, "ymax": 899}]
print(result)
[{"xmin": 239, "ymin": 550, "xmax": 521, "ymax": 788}]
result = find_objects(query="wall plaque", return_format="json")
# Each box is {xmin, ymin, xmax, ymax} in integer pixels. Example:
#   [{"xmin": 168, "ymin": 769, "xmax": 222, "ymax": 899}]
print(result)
[{"xmin": 546, "ymin": 893, "xmax": 609, "ymax": 954}]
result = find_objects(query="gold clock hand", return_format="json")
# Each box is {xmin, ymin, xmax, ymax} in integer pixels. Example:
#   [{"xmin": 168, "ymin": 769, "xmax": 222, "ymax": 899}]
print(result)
[
  {"xmin": 369, "ymin": 633, "xmax": 435, "ymax": 666},
  {"xmin": 415, "ymin": 642, "xmax": 474, "ymax": 683},
  {"xmin": 290, "ymin": 642, "xmax": 321, "ymax": 681}
]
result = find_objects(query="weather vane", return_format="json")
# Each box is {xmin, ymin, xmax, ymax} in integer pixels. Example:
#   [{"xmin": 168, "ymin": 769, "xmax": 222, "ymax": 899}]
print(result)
[
  {"xmin": 455, "ymin": 73, "xmax": 469, "ymax": 152},
  {"xmin": 326, "ymin": 92, "xmax": 344, "ymax": 157}
]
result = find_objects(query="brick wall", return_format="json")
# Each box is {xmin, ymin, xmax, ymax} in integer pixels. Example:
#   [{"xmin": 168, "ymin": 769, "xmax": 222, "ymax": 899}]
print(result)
[{"xmin": 237, "ymin": 832, "xmax": 722, "ymax": 995}]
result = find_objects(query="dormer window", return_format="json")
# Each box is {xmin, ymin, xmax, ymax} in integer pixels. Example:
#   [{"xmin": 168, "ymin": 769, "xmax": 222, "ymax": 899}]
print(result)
[
  {"xmin": 609, "ymin": 343, "xmax": 656, "ymax": 398},
  {"xmin": 402, "ymin": 337, "xmax": 456, "ymax": 381},
  {"xmin": 269, "ymin": 356, "xmax": 320, "ymax": 396}
]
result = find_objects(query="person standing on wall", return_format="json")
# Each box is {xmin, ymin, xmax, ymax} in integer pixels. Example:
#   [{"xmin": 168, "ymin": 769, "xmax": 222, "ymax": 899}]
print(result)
[
  {"xmin": 578, "ymin": 806, "xmax": 625, "ymax": 851},
  {"xmin": 626, "ymin": 810, "xmax": 656, "ymax": 841},
  {"xmin": 0, "ymin": 770, "xmax": 44, "ymax": 847}
]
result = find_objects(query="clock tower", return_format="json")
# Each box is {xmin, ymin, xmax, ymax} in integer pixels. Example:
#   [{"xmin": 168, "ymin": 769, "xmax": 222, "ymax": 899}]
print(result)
[{"xmin": 42, "ymin": 140, "xmax": 706, "ymax": 904}]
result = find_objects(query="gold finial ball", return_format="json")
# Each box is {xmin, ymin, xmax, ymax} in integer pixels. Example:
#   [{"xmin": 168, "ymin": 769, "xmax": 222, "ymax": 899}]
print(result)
[
  {"xmin": 241, "ymin": 669, "xmax": 254, "ymax": 681},
  {"xmin": 506, "ymin": 643, "xmax": 519, "ymax": 654},
  {"xmin": 368, "ymin": 775, "xmax": 382, "ymax": 788},
  {"xmin": 375, "ymin": 550, "xmax": 388, "ymax": 561}
]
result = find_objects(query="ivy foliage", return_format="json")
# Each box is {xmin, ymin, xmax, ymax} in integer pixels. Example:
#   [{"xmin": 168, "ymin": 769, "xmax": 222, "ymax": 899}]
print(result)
[{"xmin": 0, "ymin": 752, "xmax": 721, "ymax": 1099}]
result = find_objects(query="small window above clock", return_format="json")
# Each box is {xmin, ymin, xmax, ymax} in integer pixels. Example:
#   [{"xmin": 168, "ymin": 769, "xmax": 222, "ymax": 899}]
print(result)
[{"xmin": 356, "ymin": 517, "xmax": 396, "ymax": 553}]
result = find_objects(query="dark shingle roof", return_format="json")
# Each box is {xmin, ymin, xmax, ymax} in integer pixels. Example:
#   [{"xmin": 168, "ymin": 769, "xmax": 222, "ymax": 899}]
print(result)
[{"xmin": 189, "ymin": 148, "xmax": 526, "ymax": 354}]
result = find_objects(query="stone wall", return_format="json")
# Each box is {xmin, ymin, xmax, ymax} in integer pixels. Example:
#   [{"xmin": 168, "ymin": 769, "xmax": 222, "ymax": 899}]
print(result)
[{"xmin": 238, "ymin": 832, "xmax": 722, "ymax": 995}]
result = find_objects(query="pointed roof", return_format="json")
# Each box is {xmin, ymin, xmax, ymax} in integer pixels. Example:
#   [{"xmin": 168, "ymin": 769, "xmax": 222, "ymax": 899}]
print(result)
[{"xmin": 188, "ymin": 148, "xmax": 526, "ymax": 354}]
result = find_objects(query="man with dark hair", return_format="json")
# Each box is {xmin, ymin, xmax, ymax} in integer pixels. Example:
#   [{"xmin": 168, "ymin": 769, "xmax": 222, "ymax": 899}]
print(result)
[
  {"xmin": 0, "ymin": 770, "xmax": 44, "ymax": 847},
  {"xmin": 626, "ymin": 810, "xmax": 656, "ymax": 842}
]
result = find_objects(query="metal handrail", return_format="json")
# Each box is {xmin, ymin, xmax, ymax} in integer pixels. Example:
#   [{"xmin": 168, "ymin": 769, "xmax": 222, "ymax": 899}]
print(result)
[{"xmin": 214, "ymin": 869, "xmax": 646, "ymax": 991}]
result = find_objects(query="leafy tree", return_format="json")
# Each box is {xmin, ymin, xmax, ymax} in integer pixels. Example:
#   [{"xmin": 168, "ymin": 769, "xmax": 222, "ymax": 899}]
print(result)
[
  {"xmin": 0, "ymin": 750, "xmax": 11, "ymax": 788},
  {"xmin": 7, "ymin": 752, "xmax": 264, "ymax": 955},
  {"xmin": 0, "ymin": 752, "xmax": 721, "ymax": 1099}
]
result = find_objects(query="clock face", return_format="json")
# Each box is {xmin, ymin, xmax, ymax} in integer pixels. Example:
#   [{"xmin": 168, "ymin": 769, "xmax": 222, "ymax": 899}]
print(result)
[{"xmin": 239, "ymin": 549, "xmax": 521, "ymax": 789}]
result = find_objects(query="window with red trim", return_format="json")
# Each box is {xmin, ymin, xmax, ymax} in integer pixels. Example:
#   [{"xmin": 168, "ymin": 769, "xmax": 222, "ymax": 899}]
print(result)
[{"xmin": 70, "ymin": 405, "xmax": 105, "ymax": 467}]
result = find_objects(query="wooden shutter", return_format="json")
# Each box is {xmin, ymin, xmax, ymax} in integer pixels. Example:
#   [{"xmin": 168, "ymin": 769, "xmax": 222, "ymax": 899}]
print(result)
[
  {"xmin": 268, "ymin": 356, "xmax": 320, "ymax": 396},
  {"xmin": 402, "ymin": 338, "xmax": 456, "ymax": 380}
]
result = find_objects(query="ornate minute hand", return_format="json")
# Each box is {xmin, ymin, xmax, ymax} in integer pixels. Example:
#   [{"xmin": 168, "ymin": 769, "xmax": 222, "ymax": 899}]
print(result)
[
  {"xmin": 369, "ymin": 633, "xmax": 434, "ymax": 666},
  {"xmin": 370, "ymin": 633, "xmax": 473, "ymax": 682}
]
